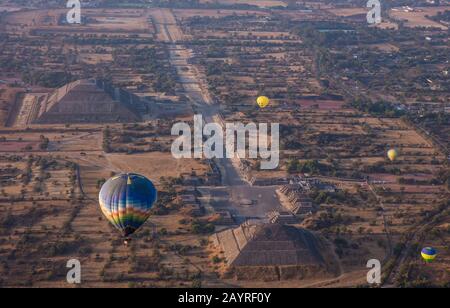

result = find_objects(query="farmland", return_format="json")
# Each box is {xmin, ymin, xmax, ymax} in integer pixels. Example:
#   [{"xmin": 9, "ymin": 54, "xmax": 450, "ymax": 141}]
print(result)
[{"xmin": 0, "ymin": 0, "xmax": 448, "ymax": 288}]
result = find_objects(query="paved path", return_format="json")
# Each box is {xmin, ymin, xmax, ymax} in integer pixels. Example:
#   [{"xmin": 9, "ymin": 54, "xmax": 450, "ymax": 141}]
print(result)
[{"xmin": 154, "ymin": 10, "xmax": 282, "ymax": 221}]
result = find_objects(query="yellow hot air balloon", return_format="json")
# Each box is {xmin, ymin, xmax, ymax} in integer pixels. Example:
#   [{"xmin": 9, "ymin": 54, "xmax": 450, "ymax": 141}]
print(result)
[
  {"xmin": 257, "ymin": 96, "xmax": 270, "ymax": 109},
  {"xmin": 387, "ymin": 149, "xmax": 398, "ymax": 161}
]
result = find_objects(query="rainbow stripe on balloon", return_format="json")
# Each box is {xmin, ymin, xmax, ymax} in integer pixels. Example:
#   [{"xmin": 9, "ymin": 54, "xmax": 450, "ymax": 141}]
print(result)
[
  {"xmin": 99, "ymin": 201, "xmax": 151, "ymax": 229},
  {"xmin": 99, "ymin": 173, "xmax": 157, "ymax": 236}
]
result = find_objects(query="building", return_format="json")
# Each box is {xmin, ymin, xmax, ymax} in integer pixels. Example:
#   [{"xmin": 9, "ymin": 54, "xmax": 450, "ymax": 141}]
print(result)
[
  {"xmin": 249, "ymin": 177, "xmax": 290, "ymax": 186},
  {"xmin": 278, "ymin": 185, "xmax": 316, "ymax": 215},
  {"xmin": 178, "ymin": 189, "xmax": 204, "ymax": 217},
  {"xmin": 407, "ymin": 102, "xmax": 450, "ymax": 115},
  {"xmin": 205, "ymin": 159, "xmax": 222, "ymax": 186},
  {"xmin": 267, "ymin": 211, "xmax": 298, "ymax": 225},
  {"xmin": 214, "ymin": 210, "xmax": 235, "ymax": 225},
  {"xmin": 180, "ymin": 173, "xmax": 203, "ymax": 186}
]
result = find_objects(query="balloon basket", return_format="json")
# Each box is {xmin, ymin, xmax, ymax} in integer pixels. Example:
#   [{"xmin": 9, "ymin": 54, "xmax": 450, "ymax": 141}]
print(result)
[{"xmin": 123, "ymin": 238, "xmax": 132, "ymax": 246}]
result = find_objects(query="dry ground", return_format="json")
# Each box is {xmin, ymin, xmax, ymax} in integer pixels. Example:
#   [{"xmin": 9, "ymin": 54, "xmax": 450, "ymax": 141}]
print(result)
[
  {"xmin": 389, "ymin": 7, "xmax": 449, "ymax": 30},
  {"xmin": 200, "ymin": 0, "xmax": 286, "ymax": 7}
]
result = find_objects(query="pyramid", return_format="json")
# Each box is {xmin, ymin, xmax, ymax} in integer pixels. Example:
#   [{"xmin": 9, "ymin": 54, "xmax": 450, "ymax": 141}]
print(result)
[
  {"xmin": 212, "ymin": 223, "xmax": 339, "ymax": 280},
  {"xmin": 214, "ymin": 223, "xmax": 326, "ymax": 266},
  {"xmin": 33, "ymin": 79, "xmax": 141, "ymax": 124}
]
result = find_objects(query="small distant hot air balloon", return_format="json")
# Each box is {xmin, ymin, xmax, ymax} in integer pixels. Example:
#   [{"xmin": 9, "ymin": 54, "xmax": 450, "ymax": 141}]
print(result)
[
  {"xmin": 99, "ymin": 173, "xmax": 157, "ymax": 238},
  {"xmin": 257, "ymin": 96, "xmax": 270, "ymax": 109},
  {"xmin": 387, "ymin": 149, "xmax": 398, "ymax": 161},
  {"xmin": 421, "ymin": 247, "xmax": 437, "ymax": 263}
]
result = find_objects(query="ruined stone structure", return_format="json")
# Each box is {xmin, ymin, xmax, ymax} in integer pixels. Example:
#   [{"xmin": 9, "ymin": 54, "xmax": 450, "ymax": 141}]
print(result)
[
  {"xmin": 278, "ymin": 185, "xmax": 315, "ymax": 215},
  {"xmin": 31, "ymin": 79, "xmax": 141, "ymax": 124},
  {"xmin": 267, "ymin": 211, "xmax": 298, "ymax": 225},
  {"xmin": 212, "ymin": 223, "xmax": 339, "ymax": 280}
]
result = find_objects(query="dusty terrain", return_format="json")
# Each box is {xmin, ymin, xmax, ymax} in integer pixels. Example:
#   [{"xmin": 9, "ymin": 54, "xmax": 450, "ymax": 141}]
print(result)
[{"xmin": 0, "ymin": 2, "xmax": 448, "ymax": 288}]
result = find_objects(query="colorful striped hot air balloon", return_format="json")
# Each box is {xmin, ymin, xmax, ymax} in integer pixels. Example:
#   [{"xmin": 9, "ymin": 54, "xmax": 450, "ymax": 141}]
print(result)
[
  {"xmin": 421, "ymin": 247, "xmax": 437, "ymax": 263},
  {"xmin": 99, "ymin": 173, "xmax": 157, "ymax": 237}
]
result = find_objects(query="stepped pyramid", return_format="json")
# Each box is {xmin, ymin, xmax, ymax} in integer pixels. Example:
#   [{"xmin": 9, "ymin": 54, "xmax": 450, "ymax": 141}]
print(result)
[
  {"xmin": 212, "ymin": 223, "xmax": 339, "ymax": 280},
  {"xmin": 32, "ymin": 79, "xmax": 141, "ymax": 124}
]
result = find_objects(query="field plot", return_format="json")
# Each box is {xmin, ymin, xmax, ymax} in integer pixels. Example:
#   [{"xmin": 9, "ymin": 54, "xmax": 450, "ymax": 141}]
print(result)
[
  {"xmin": 173, "ymin": 8, "xmax": 268, "ymax": 20},
  {"xmin": 4, "ymin": 9, "xmax": 64, "ymax": 30},
  {"xmin": 0, "ymin": 87, "xmax": 21, "ymax": 127},
  {"xmin": 0, "ymin": 6, "xmax": 22, "ymax": 12},
  {"xmin": 179, "ymin": 11, "xmax": 319, "ymax": 113},
  {"xmin": 4, "ymin": 9, "xmax": 153, "ymax": 34},
  {"xmin": 390, "ymin": 7, "xmax": 448, "ymax": 30},
  {"xmin": 327, "ymin": 7, "xmax": 368, "ymax": 17},
  {"xmin": 327, "ymin": 7, "xmax": 399, "ymax": 29},
  {"xmin": 405, "ymin": 212, "xmax": 450, "ymax": 287},
  {"xmin": 84, "ymin": 12, "xmax": 151, "ymax": 32},
  {"xmin": 200, "ymin": 0, "xmax": 287, "ymax": 7},
  {"xmin": 106, "ymin": 153, "xmax": 209, "ymax": 184}
]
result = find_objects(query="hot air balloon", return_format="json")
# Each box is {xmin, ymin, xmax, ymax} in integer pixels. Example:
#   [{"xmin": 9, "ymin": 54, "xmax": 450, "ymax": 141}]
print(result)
[
  {"xmin": 99, "ymin": 173, "xmax": 157, "ymax": 238},
  {"xmin": 257, "ymin": 96, "xmax": 270, "ymax": 109},
  {"xmin": 387, "ymin": 149, "xmax": 398, "ymax": 161},
  {"xmin": 421, "ymin": 247, "xmax": 437, "ymax": 263}
]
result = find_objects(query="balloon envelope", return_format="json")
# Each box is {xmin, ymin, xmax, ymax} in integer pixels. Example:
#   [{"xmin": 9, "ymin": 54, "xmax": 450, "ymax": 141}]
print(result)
[
  {"xmin": 99, "ymin": 173, "xmax": 157, "ymax": 236},
  {"xmin": 257, "ymin": 96, "xmax": 270, "ymax": 108},
  {"xmin": 421, "ymin": 247, "xmax": 437, "ymax": 262},
  {"xmin": 387, "ymin": 149, "xmax": 398, "ymax": 161}
]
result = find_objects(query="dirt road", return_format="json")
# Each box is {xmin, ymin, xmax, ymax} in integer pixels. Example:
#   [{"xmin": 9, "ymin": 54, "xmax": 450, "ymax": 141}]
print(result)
[{"xmin": 150, "ymin": 9, "xmax": 283, "ymax": 221}]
